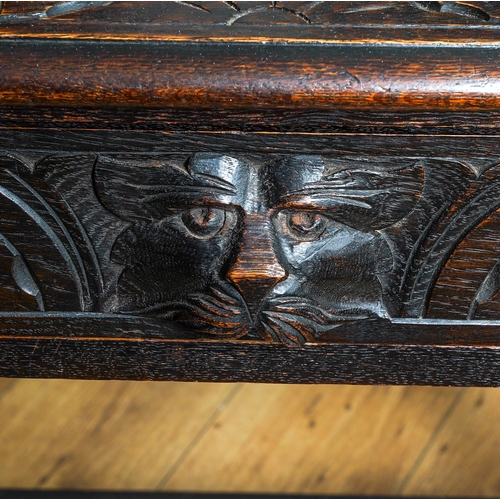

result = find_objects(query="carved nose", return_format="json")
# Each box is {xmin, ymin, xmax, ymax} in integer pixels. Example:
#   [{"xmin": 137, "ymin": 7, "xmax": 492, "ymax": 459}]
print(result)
[{"xmin": 227, "ymin": 214, "xmax": 286, "ymax": 321}]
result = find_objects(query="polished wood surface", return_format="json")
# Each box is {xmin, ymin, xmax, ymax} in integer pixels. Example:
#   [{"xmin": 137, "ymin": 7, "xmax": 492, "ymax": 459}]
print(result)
[
  {"xmin": 3, "ymin": 1, "xmax": 500, "ymax": 385},
  {"xmin": 0, "ymin": 380, "xmax": 497, "ymax": 497},
  {"xmin": 2, "ymin": 42, "xmax": 500, "ymax": 112},
  {"xmin": 2, "ymin": 2, "xmax": 500, "ymax": 124}
]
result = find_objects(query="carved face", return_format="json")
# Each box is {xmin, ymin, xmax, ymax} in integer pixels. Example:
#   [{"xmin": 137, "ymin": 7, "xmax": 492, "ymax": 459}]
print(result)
[{"xmin": 94, "ymin": 153, "xmax": 425, "ymax": 345}]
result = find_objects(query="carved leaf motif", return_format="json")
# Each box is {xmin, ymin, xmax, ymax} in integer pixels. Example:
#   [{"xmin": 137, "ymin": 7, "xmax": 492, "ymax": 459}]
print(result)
[
  {"xmin": 0, "ymin": 154, "xmax": 102, "ymax": 312},
  {"xmin": 0, "ymin": 231, "xmax": 45, "ymax": 311},
  {"xmin": 468, "ymin": 260, "xmax": 500, "ymax": 319},
  {"xmin": 0, "ymin": 1, "xmax": 112, "ymax": 23},
  {"xmin": 45, "ymin": 1, "xmax": 113, "ymax": 18},
  {"xmin": 11, "ymin": 254, "xmax": 44, "ymax": 310},
  {"xmin": 403, "ymin": 167, "xmax": 500, "ymax": 318}
]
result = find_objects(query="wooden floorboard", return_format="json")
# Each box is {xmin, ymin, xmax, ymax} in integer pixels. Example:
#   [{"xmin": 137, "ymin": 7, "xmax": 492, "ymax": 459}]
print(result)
[
  {"xmin": 162, "ymin": 384, "xmax": 460, "ymax": 496},
  {"xmin": 402, "ymin": 387, "xmax": 500, "ymax": 498},
  {"xmin": 0, "ymin": 380, "xmax": 237, "ymax": 491},
  {"xmin": 0, "ymin": 380, "xmax": 497, "ymax": 496},
  {"xmin": 0, "ymin": 379, "xmax": 17, "ymax": 401}
]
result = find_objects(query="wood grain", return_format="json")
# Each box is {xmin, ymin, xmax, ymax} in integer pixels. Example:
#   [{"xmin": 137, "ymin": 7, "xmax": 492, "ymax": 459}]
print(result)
[
  {"xmin": 0, "ymin": 378, "xmax": 17, "ymax": 398},
  {"xmin": 0, "ymin": 42, "xmax": 499, "ymax": 112},
  {"xmin": 2, "ymin": 380, "xmax": 500, "ymax": 496},
  {"xmin": 401, "ymin": 387, "xmax": 500, "ymax": 497},
  {"xmin": 3, "ymin": 106, "xmax": 500, "ymax": 134},
  {"xmin": 0, "ymin": 380, "xmax": 466, "ymax": 495},
  {"xmin": 3, "ymin": 318, "xmax": 500, "ymax": 384},
  {"xmin": 0, "ymin": 379, "xmax": 239, "ymax": 490},
  {"xmin": 162, "ymin": 384, "xmax": 463, "ymax": 495},
  {"xmin": 3, "ymin": 130, "xmax": 500, "ymax": 157},
  {"xmin": 0, "ymin": 2, "xmax": 498, "ymax": 44},
  {"xmin": 2, "ymin": 0, "xmax": 500, "ymax": 385}
]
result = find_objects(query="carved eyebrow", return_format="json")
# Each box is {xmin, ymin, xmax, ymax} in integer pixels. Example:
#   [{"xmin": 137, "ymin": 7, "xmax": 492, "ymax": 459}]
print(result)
[
  {"xmin": 284, "ymin": 186, "xmax": 392, "ymax": 197},
  {"xmin": 111, "ymin": 180, "xmax": 237, "ymax": 201},
  {"xmin": 280, "ymin": 194, "xmax": 372, "ymax": 209},
  {"xmin": 139, "ymin": 187, "xmax": 237, "ymax": 204},
  {"xmin": 280, "ymin": 187, "xmax": 394, "ymax": 207},
  {"xmin": 283, "ymin": 180, "xmax": 420, "ymax": 197},
  {"xmin": 193, "ymin": 173, "xmax": 237, "ymax": 193},
  {"xmin": 101, "ymin": 156, "xmax": 238, "ymax": 196}
]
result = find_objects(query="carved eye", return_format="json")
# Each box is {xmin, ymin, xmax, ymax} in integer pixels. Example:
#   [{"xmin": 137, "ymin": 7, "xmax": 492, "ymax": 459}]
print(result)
[
  {"xmin": 180, "ymin": 207, "xmax": 228, "ymax": 239},
  {"xmin": 279, "ymin": 211, "xmax": 329, "ymax": 242}
]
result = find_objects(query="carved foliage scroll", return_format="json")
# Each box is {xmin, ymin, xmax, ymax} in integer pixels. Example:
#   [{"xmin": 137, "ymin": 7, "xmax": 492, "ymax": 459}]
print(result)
[
  {"xmin": 1, "ymin": 152, "xmax": 500, "ymax": 345},
  {"xmin": 0, "ymin": 1, "xmax": 495, "ymax": 26}
]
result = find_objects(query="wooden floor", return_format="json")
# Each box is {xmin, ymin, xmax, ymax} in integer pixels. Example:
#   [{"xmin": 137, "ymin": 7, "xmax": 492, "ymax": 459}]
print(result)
[{"xmin": 0, "ymin": 380, "xmax": 498, "ymax": 497}]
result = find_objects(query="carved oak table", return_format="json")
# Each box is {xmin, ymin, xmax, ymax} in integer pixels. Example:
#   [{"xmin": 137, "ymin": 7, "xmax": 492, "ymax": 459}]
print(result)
[{"xmin": 1, "ymin": 1, "xmax": 500, "ymax": 385}]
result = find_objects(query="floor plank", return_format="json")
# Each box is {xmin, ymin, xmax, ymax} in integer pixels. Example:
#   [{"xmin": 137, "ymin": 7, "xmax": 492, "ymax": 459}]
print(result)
[
  {"xmin": 402, "ymin": 387, "xmax": 500, "ymax": 498},
  {"xmin": 0, "ymin": 379, "xmax": 239, "ymax": 490},
  {"xmin": 162, "ymin": 384, "xmax": 461, "ymax": 496},
  {"xmin": 0, "ymin": 379, "xmax": 17, "ymax": 399}
]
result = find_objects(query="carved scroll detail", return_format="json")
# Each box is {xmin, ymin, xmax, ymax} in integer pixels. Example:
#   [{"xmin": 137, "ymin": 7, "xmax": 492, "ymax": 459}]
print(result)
[
  {"xmin": 0, "ymin": 1, "xmax": 493, "ymax": 26},
  {"xmin": 2, "ymin": 152, "xmax": 500, "ymax": 345}
]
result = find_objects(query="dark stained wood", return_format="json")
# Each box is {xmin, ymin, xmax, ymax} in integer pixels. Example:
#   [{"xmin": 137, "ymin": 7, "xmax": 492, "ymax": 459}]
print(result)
[
  {"xmin": 2, "ymin": 130, "xmax": 500, "ymax": 157},
  {"xmin": 0, "ymin": 1, "xmax": 499, "ymax": 43},
  {"xmin": 0, "ymin": 41, "xmax": 499, "ymax": 112},
  {"xmin": 2, "ymin": 319, "xmax": 500, "ymax": 385},
  {"xmin": 2, "ymin": 1, "xmax": 500, "ymax": 384},
  {"xmin": 0, "ymin": 1, "xmax": 496, "ymax": 27},
  {"xmin": 4, "ymin": 107, "xmax": 500, "ymax": 134}
]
